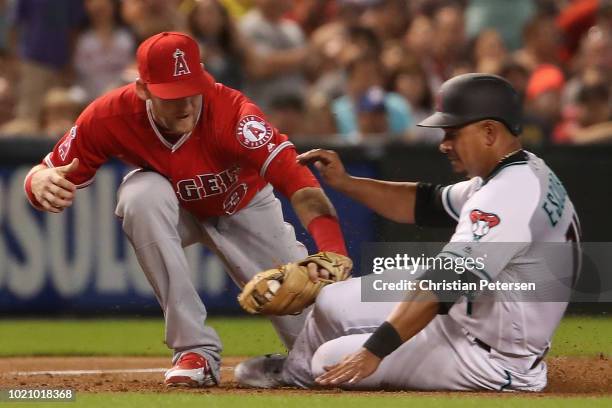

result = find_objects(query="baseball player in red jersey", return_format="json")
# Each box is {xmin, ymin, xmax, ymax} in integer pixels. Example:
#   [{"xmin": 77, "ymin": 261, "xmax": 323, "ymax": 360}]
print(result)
[{"xmin": 23, "ymin": 32, "xmax": 348, "ymax": 387}]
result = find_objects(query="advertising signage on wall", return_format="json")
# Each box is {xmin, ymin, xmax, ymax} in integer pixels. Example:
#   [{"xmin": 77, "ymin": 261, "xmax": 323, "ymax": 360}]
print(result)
[{"xmin": 0, "ymin": 160, "xmax": 376, "ymax": 314}]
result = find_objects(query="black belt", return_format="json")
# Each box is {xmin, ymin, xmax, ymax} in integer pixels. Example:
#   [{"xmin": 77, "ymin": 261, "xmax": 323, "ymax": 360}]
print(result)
[{"xmin": 474, "ymin": 338, "xmax": 548, "ymax": 370}]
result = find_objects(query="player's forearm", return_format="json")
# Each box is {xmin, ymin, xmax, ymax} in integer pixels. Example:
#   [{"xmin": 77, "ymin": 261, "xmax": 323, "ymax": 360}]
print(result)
[
  {"xmin": 386, "ymin": 288, "xmax": 440, "ymax": 341},
  {"xmin": 362, "ymin": 288, "xmax": 439, "ymax": 359},
  {"xmin": 336, "ymin": 177, "xmax": 418, "ymax": 224},
  {"xmin": 291, "ymin": 187, "xmax": 347, "ymax": 255},
  {"xmin": 290, "ymin": 187, "xmax": 337, "ymax": 226}
]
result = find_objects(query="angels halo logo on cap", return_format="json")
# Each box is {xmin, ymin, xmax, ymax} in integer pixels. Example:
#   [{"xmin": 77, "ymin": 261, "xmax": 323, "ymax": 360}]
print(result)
[
  {"xmin": 173, "ymin": 48, "xmax": 191, "ymax": 77},
  {"xmin": 137, "ymin": 32, "xmax": 214, "ymax": 99}
]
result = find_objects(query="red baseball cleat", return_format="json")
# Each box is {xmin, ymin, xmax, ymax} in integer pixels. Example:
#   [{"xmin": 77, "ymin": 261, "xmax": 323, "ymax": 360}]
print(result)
[{"xmin": 164, "ymin": 352, "xmax": 216, "ymax": 387}]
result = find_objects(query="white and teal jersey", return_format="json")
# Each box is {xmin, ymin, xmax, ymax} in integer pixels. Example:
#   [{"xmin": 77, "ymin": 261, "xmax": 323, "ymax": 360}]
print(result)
[{"xmin": 435, "ymin": 150, "xmax": 580, "ymax": 357}]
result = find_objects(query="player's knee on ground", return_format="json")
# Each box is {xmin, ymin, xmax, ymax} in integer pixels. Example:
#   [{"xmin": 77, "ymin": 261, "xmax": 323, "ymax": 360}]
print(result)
[
  {"xmin": 311, "ymin": 334, "xmax": 367, "ymax": 379},
  {"xmin": 116, "ymin": 171, "xmax": 178, "ymax": 223},
  {"xmin": 310, "ymin": 338, "xmax": 343, "ymax": 379},
  {"xmin": 311, "ymin": 334, "xmax": 379, "ymax": 389}
]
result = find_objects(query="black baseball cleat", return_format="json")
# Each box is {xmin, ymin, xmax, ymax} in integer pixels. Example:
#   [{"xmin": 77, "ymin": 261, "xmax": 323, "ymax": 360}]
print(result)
[{"xmin": 234, "ymin": 354, "xmax": 286, "ymax": 388}]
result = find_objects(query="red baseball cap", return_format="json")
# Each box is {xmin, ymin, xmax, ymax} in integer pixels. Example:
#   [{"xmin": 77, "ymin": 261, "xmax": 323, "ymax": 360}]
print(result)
[
  {"xmin": 526, "ymin": 64, "xmax": 565, "ymax": 101},
  {"xmin": 137, "ymin": 32, "xmax": 215, "ymax": 99}
]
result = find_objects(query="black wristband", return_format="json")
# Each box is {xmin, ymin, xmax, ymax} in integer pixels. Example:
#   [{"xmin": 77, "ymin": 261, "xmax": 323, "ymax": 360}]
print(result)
[{"xmin": 363, "ymin": 321, "xmax": 403, "ymax": 359}]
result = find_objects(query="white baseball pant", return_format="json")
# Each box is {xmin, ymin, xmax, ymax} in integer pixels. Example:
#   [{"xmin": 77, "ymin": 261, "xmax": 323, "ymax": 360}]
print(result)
[{"xmin": 283, "ymin": 278, "xmax": 547, "ymax": 391}]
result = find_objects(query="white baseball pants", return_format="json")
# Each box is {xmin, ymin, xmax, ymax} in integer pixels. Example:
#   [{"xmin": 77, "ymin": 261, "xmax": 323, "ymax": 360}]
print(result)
[{"xmin": 283, "ymin": 277, "xmax": 548, "ymax": 391}]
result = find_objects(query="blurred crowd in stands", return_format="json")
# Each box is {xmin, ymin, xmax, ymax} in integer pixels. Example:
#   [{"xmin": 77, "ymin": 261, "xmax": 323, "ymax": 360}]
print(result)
[{"xmin": 0, "ymin": 0, "xmax": 610, "ymax": 145}]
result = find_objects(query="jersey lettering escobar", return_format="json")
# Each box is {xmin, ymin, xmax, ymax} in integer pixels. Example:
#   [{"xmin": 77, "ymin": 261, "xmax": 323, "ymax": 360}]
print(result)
[
  {"xmin": 43, "ymin": 83, "xmax": 317, "ymax": 219},
  {"xmin": 417, "ymin": 150, "xmax": 581, "ymax": 357}
]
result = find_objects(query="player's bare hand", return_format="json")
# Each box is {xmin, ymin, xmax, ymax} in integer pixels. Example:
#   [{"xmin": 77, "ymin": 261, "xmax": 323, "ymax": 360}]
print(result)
[
  {"xmin": 297, "ymin": 149, "xmax": 349, "ymax": 189},
  {"xmin": 30, "ymin": 158, "xmax": 79, "ymax": 213},
  {"xmin": 315, "ymin": 347, "xmax": 381, "ymax": 386}
]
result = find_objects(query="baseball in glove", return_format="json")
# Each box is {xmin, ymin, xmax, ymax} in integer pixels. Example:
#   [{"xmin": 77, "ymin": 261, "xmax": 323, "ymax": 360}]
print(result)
[{"xmin": 238, "ymin": 252, "xmax": 353, "ymax": 315}]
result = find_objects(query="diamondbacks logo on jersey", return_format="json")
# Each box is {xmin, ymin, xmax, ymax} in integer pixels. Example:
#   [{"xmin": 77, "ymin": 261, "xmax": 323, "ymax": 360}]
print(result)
[
  {"xmin": 236, "ymin": 115, "xmax": 273, "ymax": 149},
  {"xmin": 469, "ymin": 209, "xmax": 500, "ymax": 240},
  {"xmin": 58, "ymin": 125, "xmax": 78, "ymax": 161},
  {"xmin": 173, "ymin": 49, "xmax": 191, "ymax": 77}
]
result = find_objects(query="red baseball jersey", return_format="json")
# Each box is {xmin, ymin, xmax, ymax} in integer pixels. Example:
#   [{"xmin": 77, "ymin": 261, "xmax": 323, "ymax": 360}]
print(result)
[{"xmin": 43, "ymin": 83, "xmax": 318, "ymax": 219}]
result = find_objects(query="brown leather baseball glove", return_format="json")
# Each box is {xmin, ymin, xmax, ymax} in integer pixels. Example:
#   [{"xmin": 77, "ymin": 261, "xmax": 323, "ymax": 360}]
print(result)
[{"xmin": 237, "ymin": 252, "xmax": 353, "ymax": 315}]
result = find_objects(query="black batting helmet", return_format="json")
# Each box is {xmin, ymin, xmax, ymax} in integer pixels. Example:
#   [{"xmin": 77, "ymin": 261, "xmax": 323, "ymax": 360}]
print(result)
[{"xmin": 418, "ymin": 73, "xmax": 523, "ymax": 135}]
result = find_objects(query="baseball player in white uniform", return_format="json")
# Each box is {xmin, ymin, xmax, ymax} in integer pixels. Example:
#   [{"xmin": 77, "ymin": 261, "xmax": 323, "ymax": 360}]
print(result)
[{"xmin": 235, "ymin": 73, "xmax": 581, "ymax": 392}]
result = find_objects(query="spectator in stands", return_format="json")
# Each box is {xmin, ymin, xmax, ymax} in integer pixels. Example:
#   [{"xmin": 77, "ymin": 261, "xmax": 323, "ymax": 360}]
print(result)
[
  {"xmin": 334, "ymin": 0, "xmax": 373, "ymax": 28},
  {"xmin": 0, "ymin": 0, "xmax": 16, "ymax": 129},
  {"xmin": 239, "ymin": 0, "xmax": 307, "ymax": 111},
  {"xmin": 0, "ymin": 61, "xmax": 15, "ymax": 129},
  {"xmin": 556, "ymin": 82, "xmax": 612, "ymax": 144},
  {"xmin": 0, "ymin": 0, "xmax": 9, "ymax": 54},
  {"xmin": 403, "ymin": 14, "xmax": 434, "ymax": 61},
  {"xmin": 120, "ymin": 0, "xmax": 184, "ymax": 44},
  {"xmin": 499, "ymin": 59, "xmax": 530, "ymax": 101},
  {"xmin": 556, "ymin": 0, "xmax": 600, "ymax": 64},
  {"xmin": 563, "ymin": 25, "xmax": 612, "ymax": 106},
  {"xmin": 523, "ymin": 64, "xmax": 566, "ymax": 146},
  {"xmin": 188, "ymin": 0, "xmax": 246, "ymax": 90},
  {"xmin": 472, "ymin": 28, "xmax": 507, "ymax": 75},
  {"xmin": 266, "ymin": 93, "xmax": 307, "ymax": 138},
  {"xmin": 305, "ymin": 26, "xmax": 347, "ymax": 102},
  {"xmin": 359, "ymin": 0, "xmax": 410, "ymax": 42},
  {"xmin": 1, "ymin": 0, "xmax": 84, "ymax": 136},
  {"xmin": 219, "ymin": 0, "xmax": 253, "ymax": 18},
  {"xmin": 332, "ymin": 55, "xmax": 412, "ymax": 142},
  {"xmin": 0, "ymin": 0, "xmax": 607, "ymax": 147},
  {"xmin": 302, "ymin": 91, "xmax": 337, "ymax": 137},
  {"xmin": 428, "ymin": 3, "xmax": 468, "ymax": 89},
  {"xmin": 598, "ymin": 0, "xmax": 612, "ymax": 30},
  {"xmin": 285, "ymin": 0, "xmax": 337, "ymax": 35},
  {"xmin": 74, "ymin": 0, "xmax": 135, "ymax": 102},
  {"xmin": 392, "ymin": 59, "xmax": 441, "ymax": 144},
  {"xmin": 514, "ymin": 12, "xmax": 562, "ymax": 71},
  {"xmin": 310, "ymin": 25, "xmax": 382, "ymax": 103},
  {"xmin": 355, "ymin": 86, "xmax": 389, "ymax": 137},
  {"xmin": 578, "ymin": 83, "xmax": 610, "ymax": 123},
  {"xmin": 40, "ymin": 87, "xmax": 84, "ymax": 139},
  {"xmin": 305, "ymin": 2, "xmax": 385, "ymax": 101},
  {"xmin": 465, "ymin": 0, "xmax": 535, "ymax": 51}
]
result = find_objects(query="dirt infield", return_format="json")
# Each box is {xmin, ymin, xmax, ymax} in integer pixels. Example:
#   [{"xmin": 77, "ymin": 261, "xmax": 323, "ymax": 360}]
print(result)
[{"xmin": 0, "ymin": 356, "xmax": 609, "ymax": 396}]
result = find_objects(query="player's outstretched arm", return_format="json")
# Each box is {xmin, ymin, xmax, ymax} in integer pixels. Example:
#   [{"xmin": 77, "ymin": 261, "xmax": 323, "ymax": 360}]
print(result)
[
  {"xmin": 25, "ymin": 158, "xmax": 79, "ymax": 213},
  {"xmin": 297, "ymin": 149, "xmax": 418, "ymax": 224},
  {"xmin": 290, "ymin": 186, "xmax": 337, "ymax": 229}
]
